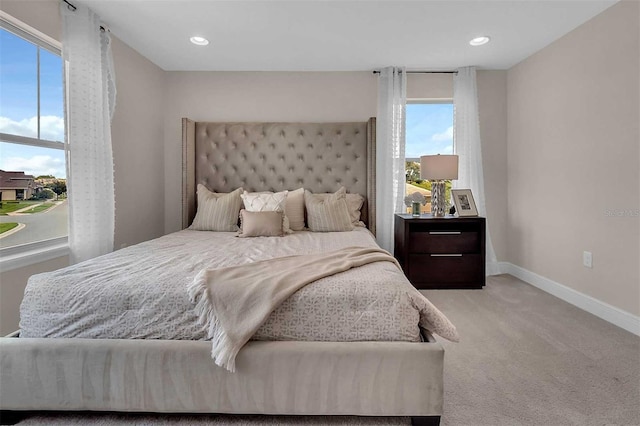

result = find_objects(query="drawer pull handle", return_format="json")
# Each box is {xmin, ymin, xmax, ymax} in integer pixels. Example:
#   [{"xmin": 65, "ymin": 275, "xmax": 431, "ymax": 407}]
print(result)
[
  {"xmin": 429, "ymin": 231, "xmax": 461, "ymax": 235},
  {"xmin": 430, "ymin": 254, "xmax": 463, "ymax": 257}
]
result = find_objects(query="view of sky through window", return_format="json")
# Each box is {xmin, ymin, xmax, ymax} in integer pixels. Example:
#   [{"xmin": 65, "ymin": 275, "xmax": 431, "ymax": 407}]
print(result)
[
  {"xmin": 405, "ymin": 102, "xmax": 454, "ymax": 158},
  {"xmin": 0, "ymin": 28, "xmax": 65, "ymax": 178}
]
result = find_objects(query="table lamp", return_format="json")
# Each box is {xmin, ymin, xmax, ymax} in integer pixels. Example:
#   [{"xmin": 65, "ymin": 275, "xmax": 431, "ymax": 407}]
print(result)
[{"xmin": 420, "ymin": 154, "xmax": 459, "ymax": 217}]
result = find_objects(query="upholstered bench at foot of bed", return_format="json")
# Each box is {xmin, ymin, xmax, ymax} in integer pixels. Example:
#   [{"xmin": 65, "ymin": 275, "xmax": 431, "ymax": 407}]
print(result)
[{"xmin": 0, "ymin": 337, "xmax": 444, "ymax": 421}]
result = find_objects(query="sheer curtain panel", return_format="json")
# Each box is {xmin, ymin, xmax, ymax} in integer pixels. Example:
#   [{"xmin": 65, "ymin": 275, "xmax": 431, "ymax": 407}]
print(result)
[
  {"xmin": 375, "ymin": 66, "xmax": 406, "ymax": 253},
  {"xmin": 453, "ymin": 66, "xmax": 498, "ymax": 275},
  {"xmin": 61, "ymin": 3, "xmax": 117, "ymax": 264}
]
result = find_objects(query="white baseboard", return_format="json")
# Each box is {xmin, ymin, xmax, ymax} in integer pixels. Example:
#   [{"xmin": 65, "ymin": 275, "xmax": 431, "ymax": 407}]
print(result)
[{"xmin": 497, "ymin": 262, "xmax": 640, "ymax": 337}]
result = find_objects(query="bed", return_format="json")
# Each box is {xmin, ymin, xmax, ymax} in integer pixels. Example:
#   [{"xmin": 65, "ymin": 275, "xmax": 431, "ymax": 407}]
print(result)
[{"xmin": 0, "ymin": 118, "xmax": 453, "ymax": 426}]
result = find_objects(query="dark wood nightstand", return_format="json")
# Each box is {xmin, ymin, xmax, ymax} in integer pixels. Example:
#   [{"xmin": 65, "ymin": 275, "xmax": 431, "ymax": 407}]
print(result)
[{"xmin": 394, "ymin": 214, "xmax": 486, "ymax": 289}]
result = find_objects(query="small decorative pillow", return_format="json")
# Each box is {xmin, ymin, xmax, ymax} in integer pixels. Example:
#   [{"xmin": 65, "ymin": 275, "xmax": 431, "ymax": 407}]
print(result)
[
  {"xmin": 238, "ymin": 210, "xmax": 284, "ymax": 238},
  {"xmin": 313, "ymin": 192, "xmax": 365, "ymax": 227},
  {"xmin": 241, "ymin": 190, "xmax": 291, "ymax": 233},
  {"xmin": 286, "ymin": 188, "xmax": 305, "ymax": 231},
  {"xmin": 304, "ymin": 187, "xmax": 354, "ymax": 232},
  {"xmin": 190, "ymin": 185, "xmax": 243, "ymax": 231}
]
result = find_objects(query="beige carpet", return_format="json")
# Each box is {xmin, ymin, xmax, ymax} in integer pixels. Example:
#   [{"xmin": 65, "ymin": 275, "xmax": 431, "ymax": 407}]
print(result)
[
  {"xmin": 425, "ymin": 274, "xmax": 640, "ymax": 426},
  {"xmin": 16, "ymin": 274, "xmax": 640, "ymax": 426}
]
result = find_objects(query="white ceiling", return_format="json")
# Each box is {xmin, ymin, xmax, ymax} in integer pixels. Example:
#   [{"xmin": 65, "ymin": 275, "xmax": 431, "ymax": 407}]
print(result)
[{"xmin": 78, "ymin": 0, "xmax": 618, "ymax": 72}]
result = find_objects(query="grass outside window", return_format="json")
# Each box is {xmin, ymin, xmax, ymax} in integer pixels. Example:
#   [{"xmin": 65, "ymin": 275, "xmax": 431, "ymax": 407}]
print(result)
[
  {"xmin": 0, "ymin": 201, "xmax": 56, "ymax": 215},
  {"xmin": 0, "ymin": 223, "xmax": 19, "ymax": 234},
  {"xmin": 0, "ymin": 201, "xmax": 39, "ymax": 215},
  {"xmin": 21, "ymin": 204, "xmax": 53, "ymax": 214}
]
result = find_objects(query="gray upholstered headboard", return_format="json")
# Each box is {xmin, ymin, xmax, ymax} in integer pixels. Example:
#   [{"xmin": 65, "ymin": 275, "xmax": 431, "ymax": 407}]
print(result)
[{"xmin": 182, "ymin": 119, "xmax": 377, "ymax": 234}]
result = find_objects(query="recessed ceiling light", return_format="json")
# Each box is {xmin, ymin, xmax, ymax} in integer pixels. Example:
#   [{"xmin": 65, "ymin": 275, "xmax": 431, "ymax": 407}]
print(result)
[
  {"xmin": 469, "ymin": 36, "xmax": 490, "ymax": 46},
  {"xmin": 190, "ymin": 36, "xmax": 209, "ymax": 46}
]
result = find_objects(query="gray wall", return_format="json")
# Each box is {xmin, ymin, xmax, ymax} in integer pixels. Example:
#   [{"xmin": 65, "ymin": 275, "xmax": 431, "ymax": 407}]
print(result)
[
  {"xmin": 110, "ymin": 37, "xmax": 166, "ymax": 250},
  {"xmin": 506, "ymin": 1, "xmax": 639, "ymax": 316}
]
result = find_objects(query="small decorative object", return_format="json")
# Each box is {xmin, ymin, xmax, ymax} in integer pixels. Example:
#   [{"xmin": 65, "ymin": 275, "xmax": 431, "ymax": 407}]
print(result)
[
  {"xmin": 452, "ymin": 189, "xmax": 478, "ymax": 217},
  {"xmin": 449, "ymin": 205, "xmax": 456, "ymax": 215},
  {"xmin": 411, "ymin": 201, "xmax": 421, "ymax": 217},
  {"xmin": 404, "ymin": 192, "xmax": 427, "ymax": 217},
  {"xmin": 420, "ymin": 154, "xmax": 459, "ymax": 217}
]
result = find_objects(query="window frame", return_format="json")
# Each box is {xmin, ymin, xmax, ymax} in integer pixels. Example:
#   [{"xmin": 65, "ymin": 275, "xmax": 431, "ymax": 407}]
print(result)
[{"xmin": 0, "ymin": 13, "xmax": 69, "ymax": 271}]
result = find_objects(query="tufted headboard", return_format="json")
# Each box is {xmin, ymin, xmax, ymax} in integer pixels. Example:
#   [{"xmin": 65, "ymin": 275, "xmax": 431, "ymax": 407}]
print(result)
[{"xmin": 182, "ymin": 118, "xmax": 377, "ymax": 234}]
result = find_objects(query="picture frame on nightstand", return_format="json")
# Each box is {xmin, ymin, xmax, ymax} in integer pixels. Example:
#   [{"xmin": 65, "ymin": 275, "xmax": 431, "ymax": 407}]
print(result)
[{"xmin": 452, "ymin": 189, "xmax": 478, "ymax": 217}]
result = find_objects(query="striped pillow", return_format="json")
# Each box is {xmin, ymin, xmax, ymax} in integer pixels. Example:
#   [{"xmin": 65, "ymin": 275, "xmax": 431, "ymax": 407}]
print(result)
[
  {"xmin": 190, "ymin": 185, "xmax": 243, "ymax": 231},
  {"xmin": 304, "ymin": 187, "xmax": 354, "ymax": 232},
  {"xmin": 313, "ymin": 192, "xmax": 365, "ymax": 227}
]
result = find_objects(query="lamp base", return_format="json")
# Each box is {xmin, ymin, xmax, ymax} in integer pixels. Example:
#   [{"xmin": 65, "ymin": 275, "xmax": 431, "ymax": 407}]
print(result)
[{"xmin": 430, "ymin": 180, "xmax": 447, "ymax": 217}]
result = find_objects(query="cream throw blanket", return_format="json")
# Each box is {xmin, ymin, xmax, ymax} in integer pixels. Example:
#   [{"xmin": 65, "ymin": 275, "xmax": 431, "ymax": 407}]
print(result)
[{"xmin": 188, "ymin": 246, "xmax": 401, "ymax": 372}]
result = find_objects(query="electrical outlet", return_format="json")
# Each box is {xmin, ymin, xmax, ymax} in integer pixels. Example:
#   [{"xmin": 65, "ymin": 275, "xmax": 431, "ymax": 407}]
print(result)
[{"xmin": 583, "ymin": 251, "xmax": 593, "ymax": 268}]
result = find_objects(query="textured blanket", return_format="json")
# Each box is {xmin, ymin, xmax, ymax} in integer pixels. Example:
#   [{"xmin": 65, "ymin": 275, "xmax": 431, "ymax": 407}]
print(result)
[
  {"xmin": 21, "ymin": 229, "xmax": 458, "ymax": 345},
  {"xmin": 189, "ymin": 246, "xmax": 403, "ymax": 372}
]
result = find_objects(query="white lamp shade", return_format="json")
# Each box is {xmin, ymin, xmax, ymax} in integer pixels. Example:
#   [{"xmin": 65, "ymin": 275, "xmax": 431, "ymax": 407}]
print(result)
[{"xmin": 420, "ymin": 155, "xmax": 459, "ymax": 180}]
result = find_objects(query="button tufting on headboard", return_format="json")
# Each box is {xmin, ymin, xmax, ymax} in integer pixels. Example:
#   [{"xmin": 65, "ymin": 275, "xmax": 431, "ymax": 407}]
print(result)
[{"xmin": 183, "ymin": 119, "xmax": 376, "ymax": 232}]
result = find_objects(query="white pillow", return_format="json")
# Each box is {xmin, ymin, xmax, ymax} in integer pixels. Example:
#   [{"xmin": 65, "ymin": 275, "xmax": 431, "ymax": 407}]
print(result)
[
  {"xmin": 190, "ymin": 185, "xmax": 243, "ymax": 231},
  {"xmin": 241, "ymin": 190, "xmax": 291, "ymax": 233},
  {"xmin": 286, "ymin": 188, "xmax": 305, "ymax": 231},
  {"xmin": 304, "ymin": 187, "xmax": 354, "ymax": 232}
]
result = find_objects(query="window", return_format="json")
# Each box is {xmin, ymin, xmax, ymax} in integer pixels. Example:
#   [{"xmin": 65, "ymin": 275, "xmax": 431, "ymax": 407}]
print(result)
[
  {"xmin": 0, "ymin": 17, "xmax": 67, "ymax": 257},
  {"xmin": 405, "ymin": 101, "xmax": 454, "ymax": 213}
]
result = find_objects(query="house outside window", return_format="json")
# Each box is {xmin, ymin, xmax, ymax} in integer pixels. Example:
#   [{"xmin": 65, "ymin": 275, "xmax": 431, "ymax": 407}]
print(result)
[
  {"xmin": 0, "ymin": 15, "xmax": 68, "ymax": 259},
  {"xmin": 405, "ymin": 100, "xmax": 454, "ymax": 213}
]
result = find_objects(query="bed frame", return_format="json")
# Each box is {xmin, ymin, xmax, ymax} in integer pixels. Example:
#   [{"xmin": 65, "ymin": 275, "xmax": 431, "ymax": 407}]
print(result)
[{"xmin": 0, "ymin": 119, "xmax": 444, "ymax": 426}]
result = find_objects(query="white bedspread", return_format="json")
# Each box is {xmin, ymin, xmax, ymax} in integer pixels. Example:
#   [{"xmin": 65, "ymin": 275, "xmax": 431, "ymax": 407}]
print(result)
[{"xmin": 20, "ymin": 228, "xmax": 458, "ymax": 343}]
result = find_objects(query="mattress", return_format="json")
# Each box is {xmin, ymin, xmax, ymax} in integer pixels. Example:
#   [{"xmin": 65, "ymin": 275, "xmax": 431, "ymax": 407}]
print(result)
[{"xmin": 20, "ymin": 228, "xmax": 456, "ymax": 343}]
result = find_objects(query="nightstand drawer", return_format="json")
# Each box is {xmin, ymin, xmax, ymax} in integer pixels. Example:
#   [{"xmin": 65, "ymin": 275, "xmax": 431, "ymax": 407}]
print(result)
[
  {"xmin": 409, "ymin": 231, "xmax": 479, "ymax": 254},
  {"xmin": 408, "ymin": 254, "xmax": 483, "ymax": 285}
]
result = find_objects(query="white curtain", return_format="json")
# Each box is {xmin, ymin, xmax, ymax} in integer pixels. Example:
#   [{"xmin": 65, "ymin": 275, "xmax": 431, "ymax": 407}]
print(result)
[
  {"xmin": 453, "ymin": 66, "xmax": 499, "ymax": 275},
  {"xmin": 61, "ymin": 3, "xmax": 117, "ymax": 264},
  {"xmin": 376, "ymin": 66, "xmax": 406, "ymax": 253}
]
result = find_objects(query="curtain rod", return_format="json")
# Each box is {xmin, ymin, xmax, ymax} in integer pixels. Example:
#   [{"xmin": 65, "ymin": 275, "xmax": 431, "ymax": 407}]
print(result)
[
  {"xmin": 61, "ymin": 0, "xmax": 108, "ymax": 32},
  {"xmin": 63, "ymin": 0, "xmax": 76, "ymax": 11},
  {"xmin": 372, "ymin": 70, "xmax": 457, "ymax": 75}
]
